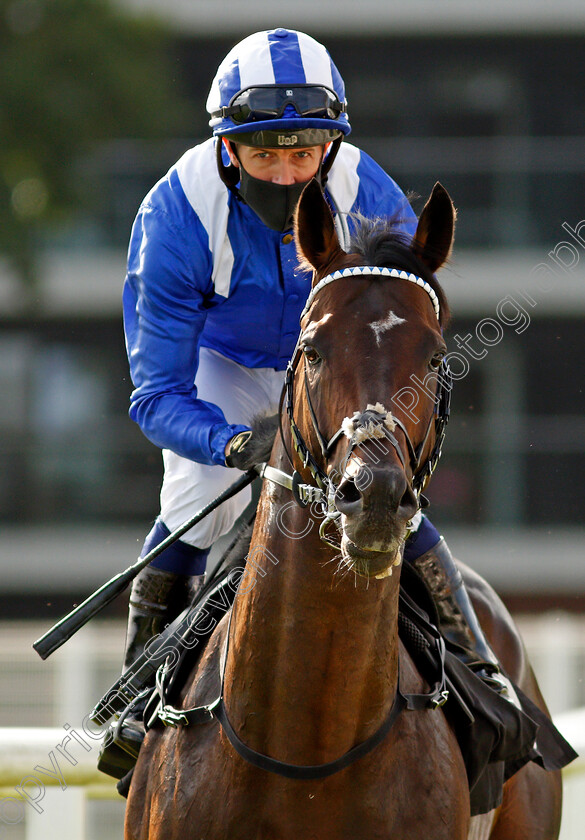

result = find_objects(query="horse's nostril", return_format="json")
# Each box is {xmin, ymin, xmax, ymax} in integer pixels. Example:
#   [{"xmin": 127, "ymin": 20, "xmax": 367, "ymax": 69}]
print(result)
[
  {"xmin": 398, "ymin": 484, "xmax": 418, "ymax": 520},
  {"xmin": 335, "ymin": 466, "xmax": 418, "ymax": 523},
  {"xmin": 335, "ymin": 478, "xmax": 363, "ymax": 514}
]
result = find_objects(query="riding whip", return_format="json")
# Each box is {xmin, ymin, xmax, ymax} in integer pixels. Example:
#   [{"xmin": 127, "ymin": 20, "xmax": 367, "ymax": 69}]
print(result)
[{"xmin": 33, "ymin": 468, "xmax": 258, "ymax": 660}]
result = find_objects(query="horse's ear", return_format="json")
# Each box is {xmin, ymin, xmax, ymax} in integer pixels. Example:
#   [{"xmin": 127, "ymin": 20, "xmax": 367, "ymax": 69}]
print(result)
[
  {"xmin": 411, "ymin": 182, "xmax": 456, "ymax": 273},
  {"xmin": 294, "ymin": 178, "xmax": 344, "ymax": 282}
]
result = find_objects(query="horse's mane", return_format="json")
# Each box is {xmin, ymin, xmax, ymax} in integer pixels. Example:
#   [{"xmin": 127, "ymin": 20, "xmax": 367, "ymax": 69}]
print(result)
[{"xmin": 348, "ymin": 214, "xmax": 451, "ymax": 327}]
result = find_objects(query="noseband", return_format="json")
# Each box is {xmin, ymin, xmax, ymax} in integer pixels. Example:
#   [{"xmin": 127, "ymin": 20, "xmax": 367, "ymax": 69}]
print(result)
[{"xmin": 279, "ymin": 265, "xmax": 451, "ymax": 528}]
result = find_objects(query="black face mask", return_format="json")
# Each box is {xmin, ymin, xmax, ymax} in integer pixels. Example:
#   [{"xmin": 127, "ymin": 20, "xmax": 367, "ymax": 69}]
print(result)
[{"xmin": 238, "ymin": 167, "xmax": 311, "ymax": 232}]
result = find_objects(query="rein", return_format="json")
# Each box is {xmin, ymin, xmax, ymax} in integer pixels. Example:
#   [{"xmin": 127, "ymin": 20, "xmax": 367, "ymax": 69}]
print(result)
[{"xmin": 155, "ymin": 583, "xmax": 449, "ymax": 780}]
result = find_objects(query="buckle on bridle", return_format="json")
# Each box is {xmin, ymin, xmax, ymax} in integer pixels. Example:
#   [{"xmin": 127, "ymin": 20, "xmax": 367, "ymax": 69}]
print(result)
[
  {"xmin": 291, "ymin": 470, "xmax": 324, "ymax": 507},
  {"xmin": 430, "ymin": 689, "xmax": 450, "ymax": 708},
  {"xmin": 159, "ymin": 706, "xmax": 189, "ymax": 727}
]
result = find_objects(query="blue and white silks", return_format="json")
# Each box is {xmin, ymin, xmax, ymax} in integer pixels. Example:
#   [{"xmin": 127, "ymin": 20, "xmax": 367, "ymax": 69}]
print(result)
[{"xmin": 123, "ymin": 139, "xmax": 417, "ymax": 471}]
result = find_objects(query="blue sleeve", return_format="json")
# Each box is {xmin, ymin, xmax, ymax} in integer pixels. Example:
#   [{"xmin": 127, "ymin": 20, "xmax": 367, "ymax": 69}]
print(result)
[
  {"xmin": 354, "ymin": 150, "xmax": 418, "ymax": 238},
  {"xmin": 123, "ymin": 201, "xmax": 249, "ymax": 466}
]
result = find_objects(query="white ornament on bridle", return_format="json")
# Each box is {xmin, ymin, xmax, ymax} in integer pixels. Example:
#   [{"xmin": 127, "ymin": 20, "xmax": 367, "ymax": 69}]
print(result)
[{"xmin": 301, "ymin": 266, "xmax": 441, "ymax": 322}]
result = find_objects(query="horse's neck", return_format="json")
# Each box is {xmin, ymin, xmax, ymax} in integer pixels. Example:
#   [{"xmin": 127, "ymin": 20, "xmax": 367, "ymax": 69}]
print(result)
[{"xmin": 223, "ymin": 457, "xmax": 401, "ymax": 764}]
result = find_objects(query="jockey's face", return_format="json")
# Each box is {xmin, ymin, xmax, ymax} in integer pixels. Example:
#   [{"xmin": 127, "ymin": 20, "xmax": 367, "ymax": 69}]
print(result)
[{"xmin": 225, "ymin": 140, "xmax": 327, "ymax": 185}]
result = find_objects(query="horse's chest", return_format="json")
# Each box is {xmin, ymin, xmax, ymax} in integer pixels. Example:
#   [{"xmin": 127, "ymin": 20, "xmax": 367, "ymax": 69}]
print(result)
[{"xmin": 174, "ymin": 716, "xmax": 469, "ymax": 840}]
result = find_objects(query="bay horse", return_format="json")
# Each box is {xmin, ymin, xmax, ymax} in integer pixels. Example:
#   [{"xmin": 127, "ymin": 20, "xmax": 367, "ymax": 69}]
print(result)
[{"xmin": 125, "ymin": 181, "xmax": 563, "ymax": 839}]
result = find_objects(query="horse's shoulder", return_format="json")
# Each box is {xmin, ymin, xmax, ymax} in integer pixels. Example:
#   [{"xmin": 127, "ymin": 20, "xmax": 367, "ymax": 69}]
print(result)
[
  {"xmin": 129, "ymin": 615, "xmax": 232, "ymax": 812},
  {"xmin": 397, "ymin": 638, "xmax": 455, "ymax": 737},
  {"xmin": 396, "ymin": 638, "xmax": 468, "ymax": 785}
]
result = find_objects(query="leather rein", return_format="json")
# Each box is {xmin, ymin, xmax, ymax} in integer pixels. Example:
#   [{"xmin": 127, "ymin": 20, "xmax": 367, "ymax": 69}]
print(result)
[{"xmin": 155, "ymin": 582, "xmax": 450, "ymax": 781}]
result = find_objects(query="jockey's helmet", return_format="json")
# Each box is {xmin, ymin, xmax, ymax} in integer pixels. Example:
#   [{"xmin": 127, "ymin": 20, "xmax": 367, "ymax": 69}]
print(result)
[
  {"xmin": 207, "ymin": 30, "xmax": 351, "ymax": 231},
  {"xmin": 207, "ymin": 29, "xmax": 351, "ymax": 147}
]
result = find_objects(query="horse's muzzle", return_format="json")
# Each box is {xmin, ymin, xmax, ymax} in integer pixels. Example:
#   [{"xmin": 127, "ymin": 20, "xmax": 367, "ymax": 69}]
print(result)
[{"xmin": 334, "ymin": 462, "xmax": 418, "ymax": 576}]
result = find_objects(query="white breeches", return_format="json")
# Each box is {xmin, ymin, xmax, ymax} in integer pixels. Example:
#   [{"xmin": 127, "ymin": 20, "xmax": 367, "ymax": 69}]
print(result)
[{"xmin": 159, "ymin": 347, "xmax": 285, "ymax": 548}]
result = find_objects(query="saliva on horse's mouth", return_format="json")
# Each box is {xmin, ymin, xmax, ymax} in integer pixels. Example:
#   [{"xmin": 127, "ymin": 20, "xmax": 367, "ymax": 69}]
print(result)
[{"xmin": 341, "ymin": 534, "xmax": 403, "ymax": 579}]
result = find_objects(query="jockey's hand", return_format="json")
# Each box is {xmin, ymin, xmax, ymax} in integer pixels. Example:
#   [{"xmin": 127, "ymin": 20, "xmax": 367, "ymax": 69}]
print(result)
[{"xmin": 224, "ymin": 430, "xmax": 254, "ymax": 469}]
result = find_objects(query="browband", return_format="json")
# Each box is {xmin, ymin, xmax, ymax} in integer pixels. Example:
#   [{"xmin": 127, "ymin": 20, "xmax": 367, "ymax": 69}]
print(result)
[{"xmin": 301, "ymin": 266, "xmax": 440, "ymax": 322}]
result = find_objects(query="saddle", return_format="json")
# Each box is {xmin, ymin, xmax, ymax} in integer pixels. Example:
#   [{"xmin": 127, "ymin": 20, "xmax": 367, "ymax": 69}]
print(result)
[{"xmin": 92, "ymin": 537, "xmax": 576, "ymax": 815}]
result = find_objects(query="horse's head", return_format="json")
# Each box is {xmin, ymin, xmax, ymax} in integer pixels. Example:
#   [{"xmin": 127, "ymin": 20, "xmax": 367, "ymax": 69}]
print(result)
[{"xmin": 290, "ymin": 179, "xmax": 455, "ymax": 579}]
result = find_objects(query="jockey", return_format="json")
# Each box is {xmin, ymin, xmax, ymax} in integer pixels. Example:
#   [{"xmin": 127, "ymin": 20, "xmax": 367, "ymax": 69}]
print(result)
[{"xmin": 117, "ymin": 28, "xmax": 508, "ymax": 758}]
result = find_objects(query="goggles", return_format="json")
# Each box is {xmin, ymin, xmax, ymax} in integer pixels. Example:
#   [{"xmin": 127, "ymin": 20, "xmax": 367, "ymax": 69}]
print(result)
[{"xmin": 211, "ymin": 85, "xmax": 346, "ymax": 125}]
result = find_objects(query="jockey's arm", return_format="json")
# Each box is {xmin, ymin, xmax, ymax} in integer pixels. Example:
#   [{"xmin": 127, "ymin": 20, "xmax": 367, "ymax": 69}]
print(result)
[{"xmin": 123, "ymin": 201, "xmax": 249, "ymax": 467}]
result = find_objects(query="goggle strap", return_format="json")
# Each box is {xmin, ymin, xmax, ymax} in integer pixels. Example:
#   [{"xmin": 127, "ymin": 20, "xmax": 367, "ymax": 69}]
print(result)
[{"xmin": 215, "ymin": 138, "xmax": 241, "ymax": 193}]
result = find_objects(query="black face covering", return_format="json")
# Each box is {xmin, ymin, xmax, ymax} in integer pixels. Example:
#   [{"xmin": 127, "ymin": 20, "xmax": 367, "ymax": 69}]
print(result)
[
  {"xmin": 216, "ymin": 136, "xmax": 342, "ymax": 232},
  {"xmin": 238, "ymin": 167, "xmax": 310, "ymax": 232}
]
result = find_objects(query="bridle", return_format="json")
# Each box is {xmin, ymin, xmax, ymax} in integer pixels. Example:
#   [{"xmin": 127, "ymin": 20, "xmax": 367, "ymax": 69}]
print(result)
[
  {"xmin": 272, "ymin": 265, "xmax": 452, "ymax": 539},
  {"xmin": 153, "ymin": 265, "xmax": 453, "ymax": 778}
]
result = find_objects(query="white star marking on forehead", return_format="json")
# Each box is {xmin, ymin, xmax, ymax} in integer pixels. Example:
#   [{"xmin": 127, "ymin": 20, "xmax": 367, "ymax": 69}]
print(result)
[{"xmin": 369, "ymin": 311, "xmax": 407, "ymax": 346}]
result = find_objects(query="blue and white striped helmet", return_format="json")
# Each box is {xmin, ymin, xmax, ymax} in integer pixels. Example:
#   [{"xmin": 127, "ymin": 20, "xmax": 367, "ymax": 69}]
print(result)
[{"xmin": 207, "ymin": 29, "xmax": 351, "ymax": 139}]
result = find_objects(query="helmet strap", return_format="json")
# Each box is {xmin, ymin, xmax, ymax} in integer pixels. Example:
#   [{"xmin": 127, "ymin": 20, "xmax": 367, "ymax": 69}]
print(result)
[{"xmin": 320, "ymin": 135, "xmax": 343, "ymax": 186}]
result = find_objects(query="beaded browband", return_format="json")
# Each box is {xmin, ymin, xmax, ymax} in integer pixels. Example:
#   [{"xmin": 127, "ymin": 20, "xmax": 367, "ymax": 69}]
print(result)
[{"xmin": 301, "ymin": 266, "xmax": 441, "ymax": 322}]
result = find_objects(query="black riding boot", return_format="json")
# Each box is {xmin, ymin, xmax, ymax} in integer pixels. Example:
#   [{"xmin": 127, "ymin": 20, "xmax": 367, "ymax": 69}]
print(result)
[
  {"xmin": 109, "ymin": 566, "xmax": 205, "ymax": 762},
  {"xmin": 408, "ymin": 538, "xmax": 511, "ymax": 695}
]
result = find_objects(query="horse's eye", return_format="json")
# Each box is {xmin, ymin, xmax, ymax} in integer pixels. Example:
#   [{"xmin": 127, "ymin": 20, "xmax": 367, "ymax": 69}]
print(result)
[
  {"xmin": 303, "ymin": 344, "xmax": 321, "ymax": 366},
  {"xmin": 429, "ymin": 350, "xmax": 446, "ymax": 371}
]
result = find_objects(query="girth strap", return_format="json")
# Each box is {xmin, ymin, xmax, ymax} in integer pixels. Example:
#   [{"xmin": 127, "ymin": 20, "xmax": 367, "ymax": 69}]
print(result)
[{"xmin": 398, "ymin": 588, "xmax": 450, "ymax": 710}]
